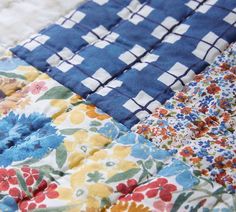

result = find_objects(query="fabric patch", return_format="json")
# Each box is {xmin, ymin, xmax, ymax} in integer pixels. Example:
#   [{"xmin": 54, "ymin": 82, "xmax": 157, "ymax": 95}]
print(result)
[{"xmin": 133, "ymin": 43, "xmax": 236, "ymax": 192}]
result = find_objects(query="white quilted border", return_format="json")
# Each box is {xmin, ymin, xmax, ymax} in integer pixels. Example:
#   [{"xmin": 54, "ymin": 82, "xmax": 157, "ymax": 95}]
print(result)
[{"xmin": 0, "ymin": 0, "xmax": 86, "ymax": 48}]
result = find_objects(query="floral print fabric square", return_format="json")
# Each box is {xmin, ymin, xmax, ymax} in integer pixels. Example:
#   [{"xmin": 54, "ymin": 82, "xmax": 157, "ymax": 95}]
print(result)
[{"xmin": 134, "ymin": 43, "xmax": 236, "ymax": 193}]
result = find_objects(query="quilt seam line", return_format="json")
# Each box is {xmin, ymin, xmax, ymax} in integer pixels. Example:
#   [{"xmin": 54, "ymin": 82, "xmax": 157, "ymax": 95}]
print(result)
[
  {"xmin": 23, "ymin": 0, "xmax": 149, "ymax": 74},
  {"xmin": 87, "ymin": 0, "xmax": 208, "ymax": 96}
]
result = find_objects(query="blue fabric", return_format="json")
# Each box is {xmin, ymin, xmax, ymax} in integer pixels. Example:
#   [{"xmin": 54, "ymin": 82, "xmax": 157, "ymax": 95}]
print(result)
[
  {"xmin": 0, "ymin": 112, "xmax": 64, "ymax": 167},
  {"xmin": 12, "ymin": 0, "xmax": 236, "ymax": 128}
]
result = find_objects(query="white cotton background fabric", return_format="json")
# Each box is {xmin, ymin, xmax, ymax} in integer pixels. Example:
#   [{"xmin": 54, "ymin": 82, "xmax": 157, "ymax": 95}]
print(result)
[{"xmin": 0, "ymin": 0, "xmax": 86, "ymax": 48}]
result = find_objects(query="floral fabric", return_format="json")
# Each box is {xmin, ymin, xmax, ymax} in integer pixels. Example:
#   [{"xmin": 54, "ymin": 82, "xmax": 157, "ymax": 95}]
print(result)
[
  {"xmin": 0, "ymin": 43, "xmax": 235, "ymax": 212},
  {"xmin": 0, "ymin": 50, "xmax": 130, "ymax": 211},
  {"xmin": 105, "ymin": 175, "xmax": 235, "ymax": 212},
  {"xmin": 133, "ymin": 43, "xmax": 236, "ymax": 193}
]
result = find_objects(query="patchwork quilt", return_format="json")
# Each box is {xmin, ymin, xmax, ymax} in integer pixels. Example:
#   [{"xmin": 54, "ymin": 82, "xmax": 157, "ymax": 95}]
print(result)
[{"xmin": 0, "ymin": 0, "xmax": 235, "ymax": 211}]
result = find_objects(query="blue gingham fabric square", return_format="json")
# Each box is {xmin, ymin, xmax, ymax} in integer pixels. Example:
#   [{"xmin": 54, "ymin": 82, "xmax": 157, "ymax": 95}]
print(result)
[{"xmin": 12, "ymin": 0, "xmax": 236, "ymax": 128}]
